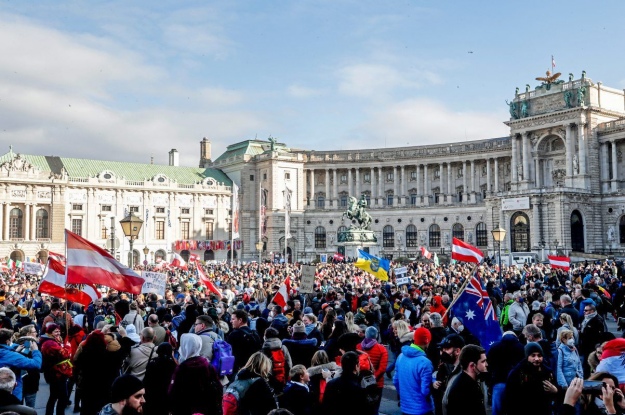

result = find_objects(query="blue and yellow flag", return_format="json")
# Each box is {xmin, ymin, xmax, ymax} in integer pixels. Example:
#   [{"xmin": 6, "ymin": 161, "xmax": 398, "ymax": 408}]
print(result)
[{"xmin": 355, "ymin": 250, "xmax": 390, "ymax": 281}]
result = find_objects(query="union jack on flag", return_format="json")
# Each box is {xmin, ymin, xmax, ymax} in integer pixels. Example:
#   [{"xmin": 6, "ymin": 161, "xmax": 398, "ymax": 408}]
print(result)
[{"xmin": 450, "ymin": 274, "xmax": 502, "ymax": 351}]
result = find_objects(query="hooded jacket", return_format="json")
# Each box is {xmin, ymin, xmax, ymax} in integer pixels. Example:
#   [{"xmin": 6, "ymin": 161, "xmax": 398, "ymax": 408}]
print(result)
[
  {"xmin": 486, "ymin": 333, "xmax": 525, "ymax": 384},
  {"xmin": 233, "ymin": 368, "xmax": 277, "ymax": 415},
  {"xmin": 393, "ymin": 344, "xmax": 434, "ymax": 415},
  {"xmin": 356, "ymin": 338, "xmax": 388, "ymax": 387}
]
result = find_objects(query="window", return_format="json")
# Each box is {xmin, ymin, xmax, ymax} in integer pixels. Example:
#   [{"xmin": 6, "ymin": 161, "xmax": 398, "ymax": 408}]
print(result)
[
  {"xmin": 72, "ymin": 204, "xmax": 83, "ymax": 211},
  {"xmin": 285, "ymin": 172, "xmax": 291, "ymax": 180},
  {"xmin": 129, "ymin": 206, "xmax": 139, "ymax": 213},
  {"xmin": 383, "ymin": 225, "xmax": 395, "ymax": 248},
  {"xmin": 156, "ymin": 207, "xmax": 165, "ymax": 213},
  {"xmin": 155, "ymin": 221, "xmax": 165, "ymax": 240},
  {"xmin": 71, "ymin": 218, "xmax": 83, "ymax": 236},
  {"xmin": 364, "ymin": 173, "xmax": 371, "ymax": 183},
  {"xmin": 337, "ymin": 226, "xmax": 347, "ymax": 241},
  {"xmin": 181, "ymin": 208, "xmax": 190, "ymax": 214},
  {"xmin": 205, "ymin": 222, "xmax": 214, "ymax": 240},
  {"xmin": 317, "ymin": 196, "xmax": 325, "ymax": 209},
  {"xmin": 101, "ymin": 225, "xmax": 108, "ymax": 240},
  {"xmin": 340, "ymin": 196, "xmax": 348, "ymax": 207},
  {"xmin": 452, "ymin": 223, "xmax": 464, "ymax": 241},
  {"xmin": 411, "ymin": 171, "xmax": 417, "ymax": 180},
  {"xmin": 315, "ymin": 226, "xmax": 326, "ymax": 248},
  {"xmin": 101, "ymin": 205, "xmax": 112, "ymax": 212},
  {"xmin": 410, "ymin": 194, "xmax": 417, "ymax": 205},
  {"xmin": 181, "ymin": 222, "xmax": 190, "ymax": 239},
  {"xmin": 340, "ymin": 174, "xmax": 347, "ymax": 184},
  {"xmin": 250, "ymin": 174, "xmax": 255, "ymax": 181},
  {"xmin": 458, "ymin": 191, "xmax": 463, "ymax": 202},
  {"xmin": 9, "ymin": 208, "xmax": 23, "ymax": 239},
  {"xmin": 204, "ymin": 209, "xmax": 214, "ymax": 215},
  {"xmin": 365, "ymin": 194, "xmax": 371, "ymax": 206},
  {"xmin": 434, "ymin": 192, "xmax": 440, "ymax": 204},
  {"xmin": 36, "ymin": 209, "xmax": 49, "ymax": 239},
  {"xmin": 476, "ymin": 222, "xmax": 488, "ymax": 247},
  {"xmin": 387, "ymin": 194, "xmax": 394, "ymax": 206},
  {"xmin": 429, "ymin": 224, "xmax": 441, "ymax": 247},
  {"xmin": 406, "ymin": 225, "xmax": 418, "ymax": 248},
  {"xmin": 386, "ymin": 172, "xmax": 394, "ymax": 181},
  {"xmin": 263, "ymin": 173, "xmax": 267, "ymax": 180}
]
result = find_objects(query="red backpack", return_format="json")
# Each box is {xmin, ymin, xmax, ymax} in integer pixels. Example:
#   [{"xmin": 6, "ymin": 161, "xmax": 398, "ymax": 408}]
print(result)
[{"xmin": 270, "ymin": 348, "xmax": 287, "ymax": 384}]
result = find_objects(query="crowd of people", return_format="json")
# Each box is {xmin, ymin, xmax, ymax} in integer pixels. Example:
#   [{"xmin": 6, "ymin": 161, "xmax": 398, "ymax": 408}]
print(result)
[{"xmin": 0, "ymin": 257, "xmax": 622, "ymax": 415}]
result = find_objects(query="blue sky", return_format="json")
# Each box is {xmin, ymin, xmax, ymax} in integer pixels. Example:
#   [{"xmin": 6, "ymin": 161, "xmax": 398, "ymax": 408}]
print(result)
[{"xmin": 1, "ymin": 1, "xmax": 624, "ymax": 167}]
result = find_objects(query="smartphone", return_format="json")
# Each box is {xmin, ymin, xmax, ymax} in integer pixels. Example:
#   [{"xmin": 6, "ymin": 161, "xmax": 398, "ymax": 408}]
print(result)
[
  {"xmin": 109, "ymin": 326, "xmax": 118, "ymax": 333},
  {"xmin": 582, "ymin": 380, "xmax": 605, "ymax": 394},
  {"xmin": 23, "ymin": 341, "xmax": 31, "ymax": 350}
]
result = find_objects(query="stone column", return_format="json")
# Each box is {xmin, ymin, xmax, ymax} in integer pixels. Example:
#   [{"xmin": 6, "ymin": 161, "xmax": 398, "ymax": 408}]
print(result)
[
  {"xmin": 347, "ymin": 168, "xmax": 353, "ymax": 198},
  {"xmin": 30, "ymin": 203, "xmax": 37, "ymax": 240},
  {"xmin": 370, "ymin": 167, "xmax": 375, "ymax": 201},
  {"xmin": 324, "ymin": 169, "xmax": 329, "ymax": 206},
  {"xmin": 565, "ymin": 124, "xmax": 573, "ymax": 186},
  {"xmin": 522, "ymin": 132, "xmax": 529, "ymax": 182},
  {"xmin": 447, "ymin": 162, "xmax": 453, "ymax": 203},
  {"xmin": 601, "ymin": 142, "xmax": 609, "ymax": 192},
  {"xmin": 486, "ymin": 158, "xmax": 492, "ymax": 194},
  {"xmin": 3, "ymin": 203, "xmax": 9, "ymax": 240},
  {"xmin": 535, "ymin": 159, "xmax": 541, "ymax": 188},
  {"xmin": 355, "ymin": 168, "xmax": 361, "ymax": 197},
  {"xmin": 416, "ymin": 165, "xmax": 421, "ymax": 197},
  {"xmin": 470, "ymin": 160, "xmax": 476, "ymax": 203},
  {"xmin": 424, "ymin": 164, "xmax": 429, "ymax": 205},
  {"xmin": 463, "ymin": 161, "xmax": 467, "ymax": 203},
  {"xmin": 578, "ymin": 122, "xmax": 587, "ymax": 175},
  {"xmin": 494, "ymin": 158, "xmax": 499, "ymax": 192},
  {"xmin": 309, "ymin": 169, "xmax": 314, "ymax": 205},
  {"xmin": 400, "ymin": 165, "xmax": 405, "ymax": 205},
  {"xmin": 24, "ymin": 203, "xmax": 30, "ymax": 241},
  {"xmin": 378, "ymin": 167, "xmax": 384, "ymax": 205},
  {"xmin": 612, "ymin": 140, "xmax": 619, "ymax": 192},
  {"xmin": 511, "ymin": 135, "xmax": 518, "ymax": 184},
  {"xmin": 332, "ymin": 169, "xmax": 337, "ymax": 202},
  {"xmin": 0, "ymin": 203, "xmax": 3, "ymax": 241},
  {"xmin": 439, "ymin": 163, "xmax": 444, "ymax": 199},
  {"xmin": 392, "ymin": 166, "xmax": 397, "ymax": 204}
]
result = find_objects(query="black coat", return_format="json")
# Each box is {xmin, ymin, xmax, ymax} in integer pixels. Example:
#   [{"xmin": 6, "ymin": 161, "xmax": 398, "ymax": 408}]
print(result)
[
  {"xmin": 280, "ymin": 381, "xmax": 314, "ymax": 415},
  {"xmin": 446, "ymin": 372, "xmax": 486, "ymax": 415},
  {"xmin": 487, "ymin": 334, "xmax": 525, "ymax": 384},
  {"xmin": 227, "ymin": 326, "xmax": 262, "ymax": 372},
  {"xmin": 559, "ymin": 304, "xmax": 581, "ymax": 327},
  {"xmin": 580, "ymin": 314, "xmax": 605, "ymax": 356},
  {"xmin": 236, "ymin": 369, "xmax": 278, "ymax": 415},
  {"xmin": 504, "ymin": 360, "xmax": 559, "ymax": 415},
  {"xmin": 322, "ymin": 373, "xmax": 369, "ymax": 415}
]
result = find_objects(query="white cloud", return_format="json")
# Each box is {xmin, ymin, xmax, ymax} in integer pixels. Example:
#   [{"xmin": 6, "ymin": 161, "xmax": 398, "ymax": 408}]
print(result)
[{"xmin": 287, "ymin": 84, "xmax": 325, "ymax": 98}]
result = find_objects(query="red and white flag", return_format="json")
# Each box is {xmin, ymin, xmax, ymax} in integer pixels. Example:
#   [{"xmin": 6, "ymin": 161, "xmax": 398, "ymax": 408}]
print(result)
[
  {"xmin": 194, "ymin": 260, "xmax": 223, "ymax": 298},
  {"xmin": 548, "ymin": 255, "xmax": 570, "ymax": 271},
  {"xmin": 189, "ymin": 253, "xmax": 199, "ymax": 263},
  {"xmin": 597, "ymin": 338, "xmax": 625, "ymax": 386},
  {"xmin": 420, "ymin": 246, "xmax": 432, "ymax": 260},
  {"xmin": 451, "ymin": 238, "xmax": 484, "ymax": 264},
  {"xmin": 333, "ymin": 253, "xmax": 344, "ymax": 261},
  {"xmin": 65, "ymin": 229, "xmax": 145, "ymax": 294},
  {"xmin": 171, "ymin": 253, "xmax": 188, "ymax": 270},
  {"xmin": 39, "ymin": 256, "xmax": 101, "ymax": 306},
  {"xmin": 272, "ymin": 276, "xmax": 291, "ymax": 308}
]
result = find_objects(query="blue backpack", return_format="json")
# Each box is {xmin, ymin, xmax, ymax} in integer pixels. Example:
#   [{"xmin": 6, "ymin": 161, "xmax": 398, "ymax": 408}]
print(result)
[{"xmin": 211, "ymin": 339, "xmax": 235, "ymax": 376}]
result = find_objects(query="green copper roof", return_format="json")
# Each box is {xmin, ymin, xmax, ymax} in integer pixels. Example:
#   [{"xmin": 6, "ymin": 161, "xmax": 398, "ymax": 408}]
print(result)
[
  {"xmin": 0, "ymin": 151, "xmax": 231, "ymax": 185},
  {"xmin": 213, "ymin": 140, "xmax": 268, "ymax": 162}
]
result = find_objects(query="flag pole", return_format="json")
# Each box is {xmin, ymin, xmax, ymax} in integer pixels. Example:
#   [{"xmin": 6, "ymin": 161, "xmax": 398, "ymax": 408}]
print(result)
[{"xmin": 442, "ymin": 262, "xmax": 479, "ymax": 320}]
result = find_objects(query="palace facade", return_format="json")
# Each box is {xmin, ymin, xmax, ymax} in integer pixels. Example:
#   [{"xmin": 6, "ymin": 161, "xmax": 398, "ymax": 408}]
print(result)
[{"xmin": 4, "ymin": 71, "xmax": 625, "ymax": 265}]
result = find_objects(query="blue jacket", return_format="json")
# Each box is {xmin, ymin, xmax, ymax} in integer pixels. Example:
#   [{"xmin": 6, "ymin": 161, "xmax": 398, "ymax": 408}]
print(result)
[
  {"xmin": 393, "ymin": 344, "xmax": 434, "ymax": 415},
  {"xmin": 0, "ymin": 344, "xmax": 42, "ymax": 400},
  {"xmin": 556, "ymin": 343, "xmax": 583, "ymax": 388}
]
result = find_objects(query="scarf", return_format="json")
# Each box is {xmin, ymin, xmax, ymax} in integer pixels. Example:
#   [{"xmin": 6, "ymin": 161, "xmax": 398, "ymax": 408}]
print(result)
[
  {"xmin": 581, "ymin": 312, "xmax": 597, "ymax": 331},
  {"xmin": 305, "ymin": 324, "xmax": 315, "ymax": 336}
]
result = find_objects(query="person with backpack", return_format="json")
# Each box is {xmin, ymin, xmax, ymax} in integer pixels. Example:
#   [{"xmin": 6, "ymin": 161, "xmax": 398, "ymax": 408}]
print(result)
[
  {"xmin": 356, "ymin": 326, "xmax": 388, "ymax": 415},
  {"xmin": 121, "ymin": 302, "xmax": 144, "ymax": 333},
  {"xmin": 194, "ymin": 315, "xmax": 221, "ymax": 361},
  {"xmin": 262, "ymin": 327, "xmax": 292, "ymax": 393},
  {"xmin": 223, "ymin": 351, "xmax": 278, "ymax": 415},
  {"xmin": 168, "ymin": 334, "xmax": 222, "ymax": 415},
  {"xmin": 228, "ymin": 310, "xmax": 262, "ymax": 375},
  {"xmin": 143, "ymin": 343, "xmax": 177, "ymax": 415}
]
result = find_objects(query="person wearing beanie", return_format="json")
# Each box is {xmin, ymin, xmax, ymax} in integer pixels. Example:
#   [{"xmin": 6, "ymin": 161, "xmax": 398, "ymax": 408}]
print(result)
[
  {"xmin": 487, "ymin": 332, "xmax": 524, "ymax": 415},
  {"xmin": 356, "ymin": 326, "xmax": 388, "ymax": 414},
  {"xmin": 99, "ymin": 374, "xmax": 145, "ymax": 415},
  {"xmin": 393, "ymin": 327, "xmax": 434, "ymax": 415},
  {"xmin": 282, "ymin": 320, "xmax": 318, "ymax": 367},
  {"xmin": 503, "ymin": 342, "xmax": 559, "ymax": 415}
]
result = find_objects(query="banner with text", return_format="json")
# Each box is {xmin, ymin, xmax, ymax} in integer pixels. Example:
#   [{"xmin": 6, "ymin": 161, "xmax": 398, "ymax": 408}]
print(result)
[
  {"xmin": 23, "ymin": 262, "xmax": 43, "ymax": 275},
  {"xmin": 141, "ymin": 271, "xmax": 167, "ymax": 297},
  {"xmin": 300, "ymin": 265, "xmax": 316, "ymax": 293}
]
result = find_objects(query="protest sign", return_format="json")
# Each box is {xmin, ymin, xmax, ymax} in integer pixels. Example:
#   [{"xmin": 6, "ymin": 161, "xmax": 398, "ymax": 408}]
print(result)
[{"xmin": 141, "ymin": 271, "xmax": 167, "ymax": 297}]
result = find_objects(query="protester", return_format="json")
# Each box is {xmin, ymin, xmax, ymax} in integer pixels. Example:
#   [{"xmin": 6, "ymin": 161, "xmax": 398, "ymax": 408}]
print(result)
[{"xmin": 98, "ymin": 375, "xmax": 145, "ymax": 415}]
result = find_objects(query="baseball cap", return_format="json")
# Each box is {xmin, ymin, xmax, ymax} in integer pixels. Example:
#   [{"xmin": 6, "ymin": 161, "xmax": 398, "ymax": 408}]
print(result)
[{"xmin": 438, "ymin": 333, "xmax": 465, "ymax": 349}]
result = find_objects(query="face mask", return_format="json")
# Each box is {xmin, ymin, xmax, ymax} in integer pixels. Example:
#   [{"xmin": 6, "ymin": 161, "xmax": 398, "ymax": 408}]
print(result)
[
  {"xmin": 566, "ymin": 338, "xmax": 575, "ymax": 347},
  {"xmin": 440, "ymin": 352, "xmax": 455, "ymax": 364},
  {"xmin": 216, "ymin": 307, "xmax": 223, "ymax": 314},
  {"xmin": 518, "ymin": 298, "xmax": 525, "ymax": 303},
  {"xmin": 457, "ymin": 325, "xmax": 464, "ymax": 332},
  {"xmin": 203, "ymin": 307, "xmax": 208, "ymax": 314}
]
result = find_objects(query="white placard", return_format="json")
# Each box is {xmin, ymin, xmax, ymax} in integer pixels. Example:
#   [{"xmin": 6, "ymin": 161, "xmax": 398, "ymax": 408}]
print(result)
[
  {"xmin": 501, "ymin": 197, "xmax": 530, "ymax": 211},
  {"xmin": 395, "ymin": 267, "xmax": 407, "ymax": 276},
  {"xmin": 23, "ymin": 262, "xmax": 43, "ymax": 276},
  {"xmin": 300, "ymin": 265, "xmax": 316, "ymax": 293},
  {"xmin": 396, "ymin": 276, "xmax": 411, "ymax": 286},
  {"xmin": 141, "ymin": 271, "xmax": 167, "ymax": 297}
]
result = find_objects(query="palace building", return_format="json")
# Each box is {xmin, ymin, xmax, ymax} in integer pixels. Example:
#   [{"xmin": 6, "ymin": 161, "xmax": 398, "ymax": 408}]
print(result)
[{"xmin": 3, "ymin": 71, "xmax": 625, "ymax": 265}]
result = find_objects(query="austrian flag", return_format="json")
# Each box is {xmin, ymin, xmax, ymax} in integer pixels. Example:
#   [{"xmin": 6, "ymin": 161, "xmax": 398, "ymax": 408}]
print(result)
[
  {"xmin": 451, "ymin": 238, "xmax": 484, "ymax": 264},
  {"xmin": 548, "ymin": 255, "xmax": 570, "ymax": 271},
  {"xmin": 420, "ymin": 246, "xmax": 432, "ymax": 260}
]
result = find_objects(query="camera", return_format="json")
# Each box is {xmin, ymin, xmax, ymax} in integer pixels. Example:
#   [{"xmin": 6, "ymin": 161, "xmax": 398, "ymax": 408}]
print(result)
[{"xmin": 582, "ymin": 380, "xmax": 605, "ymax": 394}]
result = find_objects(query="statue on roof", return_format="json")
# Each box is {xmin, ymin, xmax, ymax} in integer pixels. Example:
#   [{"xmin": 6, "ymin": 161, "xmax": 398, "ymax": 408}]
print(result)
[
  {"xmin": 268, "ymin": 136, "xmax": 277, "ymax": 151},
  {"xmin": 536, "ymin": 70, "xmax": 562, "ymax": 85}
]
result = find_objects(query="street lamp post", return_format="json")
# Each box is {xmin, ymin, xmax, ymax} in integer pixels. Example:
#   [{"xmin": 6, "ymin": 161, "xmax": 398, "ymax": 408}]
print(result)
[
  {"xmin": 119, "ymin": 213, "xmax": 144, "ymax": 269},
  {"xmin": 491, "ymin": 226, "xmax": 507, "ymax": 288},
  {"xmin": 256, "ymin": 241, "xmax": 263, "ymax": 264},
  {"xmin": 143, "ymin": 246, "xmax": 149, "ymax": 266}
]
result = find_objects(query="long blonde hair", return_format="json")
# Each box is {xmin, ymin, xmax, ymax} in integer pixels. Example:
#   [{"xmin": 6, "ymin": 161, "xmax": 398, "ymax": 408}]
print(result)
[
  {"xmin": 393, "ymin": 320, "xmax": 411, "ymax": 339},
  {"xmin": 242, "ymin": 351, "xmax": 272, "ymax": 378},
  {"xmin": 344, "ymin": 312, "xmax": 359, "ymax": 333}
]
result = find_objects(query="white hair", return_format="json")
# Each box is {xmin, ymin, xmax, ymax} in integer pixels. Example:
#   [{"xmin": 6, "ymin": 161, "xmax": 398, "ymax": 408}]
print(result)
[{"xmin": 0, "ymin": 367, "xmax": 16, "ymax": 393}]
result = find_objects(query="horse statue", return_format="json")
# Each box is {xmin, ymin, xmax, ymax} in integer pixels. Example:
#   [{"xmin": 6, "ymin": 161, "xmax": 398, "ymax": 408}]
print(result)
[{"xmin": 342, "ymin": 195, "xmax": 372, "ymax": 229}]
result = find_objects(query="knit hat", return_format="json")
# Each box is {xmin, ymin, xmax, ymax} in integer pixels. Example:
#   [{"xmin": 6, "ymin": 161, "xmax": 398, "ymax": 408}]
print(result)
[
  {"xmin": 525, "ymin": 342, "xmax": 544, "ymax": 358},
  {"xmin": 45, "ymin": 323, "xmax": 60, "ymax": 334},
  {"xmin": 111, "ymin": 375, "xmax": 144, "ymax": 403},
  {"xmin": 365, "ymin": 326, "xmax": 378, "ymax": 340},
  {"xmin": 293, "ymin": 321, "xmax": 306, "ymax": 334},
  {"xmin": 531, "ymin": 301, "xmax": 541, "ymax": 311},
  {"xmin": 303, "ymin": 307, "xmax": 313, "ymax": 314},
  {"xmin": 413, "ymin": 327, "xmax": 432, "ymax": 345}
]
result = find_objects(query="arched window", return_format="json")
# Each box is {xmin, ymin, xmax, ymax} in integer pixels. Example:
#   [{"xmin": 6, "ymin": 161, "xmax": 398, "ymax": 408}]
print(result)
[
  {"xmin": 36, "ymin": 209, "xmax": 49, "ymax": 239},
  {"xmin": 452, "ymin": 223, "xmax": 464, "ymax": 241},
  {"xmin": 315, "ymin": 226, "xmax": 326, "ymax": 248},
  {"xmin": 180, "ymin": 250, "xmax": 190, "ymax": 263},
  {"xmin": 571, "ymin": 210, "xmax": 584, "ymax": 252},
  {"xmin": 406, "ymin": 225, "xmax": 418, "ymax": 248},
  {"xmin": 9, "ymin": 208, "xmax": 23, "ymax": 239},
  {"xmin": 475, "ymin": 222, "xmax": 488, "ymax": 247},
  {"xmin": 204, "ymin": 250, "xmax": 215, "ymax": 261},
  {"xmin": 317, "ymin": 196, "xmax": 325, "ymax": 209},
  {"xmin": 510, "ymin": 212, "xmax": 530, "ymax": 252},
  {"xmin": 429, "ymin": 224, "xmax": 441, "ymax": 248},
  {"xmin": 383, "ymin": 225, "xmax": 394, "ymax": 248}
]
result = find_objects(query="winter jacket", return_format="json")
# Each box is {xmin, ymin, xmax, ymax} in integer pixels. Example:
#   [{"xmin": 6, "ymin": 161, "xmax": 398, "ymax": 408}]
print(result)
[
  {"xmin": 98, "ymin": 404, "xmax": 118, "ymax": 415},
  {"xmin": 322, "ymin": 372, "xmax": 368, "ymax": 415},
  {"xmin": 168, "ymin": 356, "xmax": 222, "ymax": 415},
  {"xmin": 508, "ymin": 301, "xmax": 530, "ymax": 331},
  {"xmin": 125, "ymin": 342, "xmax": 156, "ymax": 380},
  {"xmin": 500, "ymin": 299, "xmax": 514, "ymax": 329},
  {"xmin": 0, "ymin": 344, "xmax": 42, "ymax": 400},
  {"xmin": 486, "ymin": 333, "xmax": 525, "ymax": 384},
  {"xmin": 228, "ymin": 325, "xmax": 262, "ymax": 373},
  {"xmin": 144, "ymin": 355, "xmax": 177, "ymax": 415},
  {"xmin": 39, "ymin": 335, "xmax": 71, "ymax": 382},
  {"xmin": 555, "ymin": 324, "xmax": 579, "ymax": 348},
  {"xmin": 556, "ymin": 343, "xmax": 583, "ymax": 388},
  {"xmin": 307, "ymin": 361, "xmax": 342, "ymax": 409},
  {"xmin": 262, "ymin": 337, "xmax": 293, "ymax": 392},
  {"xmin": 122, "ymin": 311, "xmax": 145, "ymax": 333},
  {"xmin": 356, "ymin": 338, "xmax": 388, "ymax": 387},
  {"xmin": 504, "ymin": 360, "xmax": 559, "ymax": 415},
  {"xmin": 282, "ymin": 337, "xmax": 318, "ymax": 367},
  {"xmin": 393, "ymin": 344, "xmax": 434, "ymax": 415},
  {"xmin": 234, "ymin": 368, "xmax": 277, "ymax": 415},
  {"xmin": 196, "ymin": 328, "xmax": 221, "ymax": 361},
  {"xmin": 280, "ymin": 381, "xmax": 314, "ymax": 415}
]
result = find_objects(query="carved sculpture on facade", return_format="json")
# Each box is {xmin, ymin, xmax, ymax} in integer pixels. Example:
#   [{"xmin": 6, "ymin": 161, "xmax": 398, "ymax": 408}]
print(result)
[
  {"xmin": 573, "ymin": 155, "xmax": 579, "ymax": 174},
  {"xmin": 521, "ymin": 101, "xmax": 529, "ymax": 118},
  {"xmin": 552, "ymin": 169, "xmax": 566, "ymax": 186},
  {"xmin": 577, "ymin": 87, "xmax": 586, "ymax": 107},
  {"xmin": 1, "ymin": 153, "xmax": 34, "ymax": 173},
  {"xmin": 507, "ymin": 100, "xmax": 518, "ymax": 120},
  {"xmin": 564, "ymin": 90, "xmax": 574, "ymax": 108},
  {"xmin": 608, "ymin": 226, "xmax": 615, "ymax": 242}
]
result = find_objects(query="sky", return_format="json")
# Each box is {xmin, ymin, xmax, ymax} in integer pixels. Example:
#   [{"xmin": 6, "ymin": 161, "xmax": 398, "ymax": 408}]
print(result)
[{"xmin": 1, "ymin": 1, "xmax": 625, "ymax": 168}]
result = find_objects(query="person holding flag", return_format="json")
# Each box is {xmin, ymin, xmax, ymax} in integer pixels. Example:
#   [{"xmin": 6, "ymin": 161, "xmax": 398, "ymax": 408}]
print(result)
[{"xmin": 355, "ymin": 250, "xmax": 390, "ymax": 281}]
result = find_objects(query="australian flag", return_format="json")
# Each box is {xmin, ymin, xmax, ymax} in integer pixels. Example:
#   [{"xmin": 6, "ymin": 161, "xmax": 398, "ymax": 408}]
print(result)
[{"xmin": 450, "ymin": 275, "xmax": 502, "ymax": 352}]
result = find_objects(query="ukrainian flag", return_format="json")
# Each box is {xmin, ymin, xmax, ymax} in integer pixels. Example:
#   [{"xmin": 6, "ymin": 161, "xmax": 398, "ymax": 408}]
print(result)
[{"xmin": 355, "ymin": 250, "xmax": 390, "ymax": 281}]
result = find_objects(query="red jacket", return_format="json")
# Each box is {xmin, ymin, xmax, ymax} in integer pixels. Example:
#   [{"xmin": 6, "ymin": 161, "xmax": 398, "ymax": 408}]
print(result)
[{"xmin": 356, "ymin": 340, "xmax": 388, "ymax": 388}]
